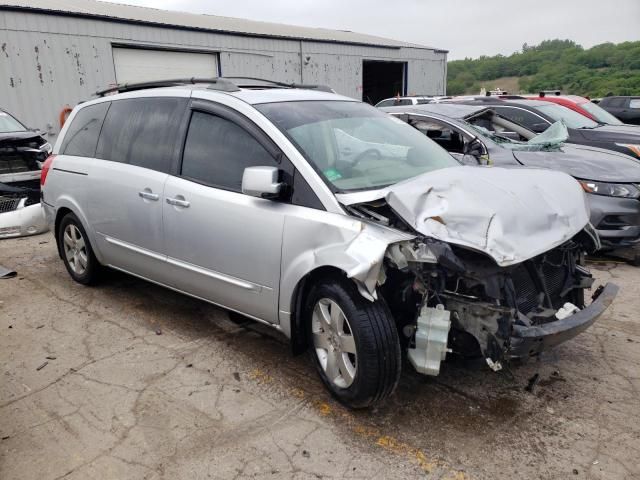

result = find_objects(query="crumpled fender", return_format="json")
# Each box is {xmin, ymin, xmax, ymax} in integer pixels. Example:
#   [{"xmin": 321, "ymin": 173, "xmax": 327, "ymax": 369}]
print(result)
[{"xmin": 279, "ymin": 210, "xmax": 413, "ymax": 316}]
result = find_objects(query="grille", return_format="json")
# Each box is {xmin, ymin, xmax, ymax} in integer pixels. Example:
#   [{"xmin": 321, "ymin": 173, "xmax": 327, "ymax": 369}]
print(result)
[{"xmin": 0, "ymin": 196, "xmax": 21, "ymax": 213}]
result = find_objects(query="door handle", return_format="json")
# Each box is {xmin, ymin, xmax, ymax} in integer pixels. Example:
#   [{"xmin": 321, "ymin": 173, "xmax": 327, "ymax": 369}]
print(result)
[
  {"xmin": 166, "ymin": 196, "xmax": 190, "ymax": 208},
  {"xmin": 138, "ymin": 190, "xmax": 159, "ymax": 201}
]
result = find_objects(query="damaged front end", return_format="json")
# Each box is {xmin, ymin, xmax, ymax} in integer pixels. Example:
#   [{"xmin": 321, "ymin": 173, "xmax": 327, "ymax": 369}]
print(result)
[
  {"xmin": 380, "ymin": 233, "xmax": 616, "ymax": 375},
  {"xmin": 0, "ymin": 132, "xmax": 50, "ymax": 239},
  {"xmin": 340, "ymin": 167, "xmax": 618, "ymax": 376}
]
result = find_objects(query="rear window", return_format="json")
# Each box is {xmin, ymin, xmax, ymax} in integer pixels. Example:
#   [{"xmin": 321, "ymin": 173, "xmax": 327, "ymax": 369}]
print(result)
[
  {"xmin": 60, "ymin": 103, "xmax": 110, "ymax": 157},
  {"xmin": 96, "ymin": 97, "xmax": 186, "ymax": 173},
  {"xmin": 631, "ymin": 99, "xmax": 640, "ymax": 109}
]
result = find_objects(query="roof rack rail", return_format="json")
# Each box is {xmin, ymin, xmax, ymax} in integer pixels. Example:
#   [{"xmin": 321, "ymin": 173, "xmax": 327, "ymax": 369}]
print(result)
[
  {"xmin": 222, "ymin": 76, "xmax": 335, "ymax": 93},
  {"xmin": 95, "ymin": 77, "xmax": 240, "ymax": 97}
]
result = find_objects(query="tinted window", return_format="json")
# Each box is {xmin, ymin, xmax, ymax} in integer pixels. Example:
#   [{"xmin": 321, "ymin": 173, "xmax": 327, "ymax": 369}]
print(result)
[
  {"xmin": 96, "ymin": 97, "xmax": 186, "ymax": 172},
  {"xmin": 491, "ymin": 106, "xmax": 548, "ymax": 130},
  {"xmin": 375, "ymin": 100, "xmax": 394, "ymax": 107},
  {"xmin": 606, "ymin": 97, "xmax": 627, "ymax": 108},
  {"xmin": 181, "ymin": 111, "xmax": 276, "ymax": 192},
  {"xmin": 61, "ymin": 102, "xmax": 109, "ymax": 157}
]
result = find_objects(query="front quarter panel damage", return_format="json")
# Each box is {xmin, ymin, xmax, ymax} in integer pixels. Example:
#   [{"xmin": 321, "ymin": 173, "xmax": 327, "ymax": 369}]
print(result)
[{"xmin": 278, "ymin": 209, "xmax": 413, "ymax": 333}]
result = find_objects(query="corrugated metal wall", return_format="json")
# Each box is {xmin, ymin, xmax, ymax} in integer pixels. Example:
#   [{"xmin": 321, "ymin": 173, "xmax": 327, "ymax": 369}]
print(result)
[{"xmin": 0, "ymin": 10, "xmax": 446, "ymax": 140}]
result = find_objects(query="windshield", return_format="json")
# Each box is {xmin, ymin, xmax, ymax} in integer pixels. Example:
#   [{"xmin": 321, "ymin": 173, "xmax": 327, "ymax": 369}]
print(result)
[
  {"xmin": 534, "ymin": 103, "xmax": 599, "ymax": 129},
  {"xmin": 256, "ymin": 101, "xmax": 458, "ymax": 192},
  {"xmin": 579, "ymin": 101, "xmax": 623, "ymax": 125},
  {"xmin": 0, "ymin": 111, "xmax": 27, "ymax": 133}
]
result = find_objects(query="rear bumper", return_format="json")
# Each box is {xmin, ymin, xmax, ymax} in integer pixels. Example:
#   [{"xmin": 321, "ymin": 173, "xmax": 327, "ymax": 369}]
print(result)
[{"xmin": 508, "ymin": 283, "xmax": 618, "ymax": 358}]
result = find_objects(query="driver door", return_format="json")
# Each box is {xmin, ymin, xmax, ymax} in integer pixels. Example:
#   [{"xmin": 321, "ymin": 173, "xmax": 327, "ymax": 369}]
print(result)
[{"xmin": 162, "ymin": 101, "xmax": 294, "ymax": 323}]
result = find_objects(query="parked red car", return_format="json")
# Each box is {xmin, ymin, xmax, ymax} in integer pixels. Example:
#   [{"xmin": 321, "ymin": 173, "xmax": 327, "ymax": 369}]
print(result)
[{"xmin": 525, "ymin": 93, "xmax": 625, "ymax": 126}]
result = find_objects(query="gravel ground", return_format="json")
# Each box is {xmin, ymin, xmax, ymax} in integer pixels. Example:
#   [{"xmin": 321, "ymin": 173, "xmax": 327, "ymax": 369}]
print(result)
[{"xmin": 1, "ymin": 234, "xmax": 638, "ymax": 480}]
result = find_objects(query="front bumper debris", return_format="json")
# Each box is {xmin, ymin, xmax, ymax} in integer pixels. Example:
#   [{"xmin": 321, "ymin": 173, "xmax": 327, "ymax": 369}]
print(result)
[{"xmin": 508, "ymin": 283, "xmax": 618, "ymax": 358}]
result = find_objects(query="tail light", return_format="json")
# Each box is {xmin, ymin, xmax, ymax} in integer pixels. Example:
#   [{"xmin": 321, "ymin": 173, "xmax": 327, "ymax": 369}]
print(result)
[{"xmin": 41, "ymin": 154, "xmax": 56, "ymax": 186}]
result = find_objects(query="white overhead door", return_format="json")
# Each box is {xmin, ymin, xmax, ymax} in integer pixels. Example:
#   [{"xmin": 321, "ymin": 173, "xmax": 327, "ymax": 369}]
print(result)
[{"xmin": 112, "ymin": 47, "xmax": 219, "ymax": 84}]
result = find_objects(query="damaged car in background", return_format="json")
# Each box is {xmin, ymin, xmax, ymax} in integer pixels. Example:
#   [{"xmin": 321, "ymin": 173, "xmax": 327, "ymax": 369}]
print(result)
[
  {"xmin": 0, "ymin": 108, "xmax": 50, "ymax": 238},
  {"xmin": 380, "ymin": 103, "xmax": 640, "ymax": 252},
  {"xmin": 42, "ymin": 80, "xmax": 618, "ymax": 408}
]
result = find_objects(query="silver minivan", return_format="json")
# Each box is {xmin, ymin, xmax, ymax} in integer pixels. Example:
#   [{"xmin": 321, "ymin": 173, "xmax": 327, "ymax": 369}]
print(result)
[{"xmin": 42, "ymin": 79, "xmax": 617, "ymax": 408}]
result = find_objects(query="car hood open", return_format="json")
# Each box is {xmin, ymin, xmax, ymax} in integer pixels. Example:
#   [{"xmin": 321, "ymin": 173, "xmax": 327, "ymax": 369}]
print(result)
[
  {"xmin": 511, "ymin": 143, "xmax": 640, "ymax": 182},
  {"xmin": 336, "ymin": 166, "xmax": 590, "ymax": 266}
]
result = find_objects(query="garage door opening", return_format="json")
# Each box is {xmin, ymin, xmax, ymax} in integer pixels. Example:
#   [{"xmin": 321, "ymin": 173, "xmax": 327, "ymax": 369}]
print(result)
[
  {"xmin": 362, "ymin": 60, "xmax": 406, "ymax": 105},
  {"xmin": 112, "ymin": 47, "xmax": 219, "ymax": 85}
]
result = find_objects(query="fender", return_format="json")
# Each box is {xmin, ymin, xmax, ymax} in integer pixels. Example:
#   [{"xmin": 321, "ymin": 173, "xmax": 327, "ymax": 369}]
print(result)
[{"xmin": 278, "ymin": 210, "xmax": 413, "ymax": 338}]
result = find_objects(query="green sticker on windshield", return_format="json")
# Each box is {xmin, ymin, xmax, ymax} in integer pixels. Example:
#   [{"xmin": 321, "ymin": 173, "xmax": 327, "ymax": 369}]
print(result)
[{"xmin": 323, "ymin": 168, "xmax": 343, "ymax": 181}]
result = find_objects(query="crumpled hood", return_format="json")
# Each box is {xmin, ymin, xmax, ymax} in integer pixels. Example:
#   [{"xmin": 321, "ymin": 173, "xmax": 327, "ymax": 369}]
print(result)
[
  {"xmin": 512, "ymin": 143, "xmax": 640, "ymax": 182},
  {"xmin": 337, "ymin": 166, "xmax": 590, "ymax": 266}
]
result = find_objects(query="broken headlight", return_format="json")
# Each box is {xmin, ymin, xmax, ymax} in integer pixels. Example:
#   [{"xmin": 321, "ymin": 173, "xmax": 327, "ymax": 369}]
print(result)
[{"xmin": 579, "ymin": 180, "xmax": 640, "ymax": 199}]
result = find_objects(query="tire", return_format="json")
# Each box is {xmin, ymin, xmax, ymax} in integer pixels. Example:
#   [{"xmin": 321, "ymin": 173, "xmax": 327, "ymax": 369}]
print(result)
[
  {"xmin": 57, "ymin": 212, "xmax": 101, "ymax": 285},
  {"xmin": 305, "ymin": 276, "xmax": 401, "ymax": 408}
]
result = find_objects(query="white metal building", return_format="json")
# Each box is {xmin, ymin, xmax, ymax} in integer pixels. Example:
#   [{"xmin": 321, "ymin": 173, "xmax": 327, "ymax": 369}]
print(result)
[{"xmin": 0, "ymin": 0, "xmax": 447, "ymax": 140}]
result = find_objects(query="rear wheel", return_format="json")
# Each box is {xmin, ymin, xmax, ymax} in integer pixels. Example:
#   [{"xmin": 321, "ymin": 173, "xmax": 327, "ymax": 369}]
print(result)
[
  {"xmin": 305, "ymin": 276, "xmax": 401, "ymax": 408},
  {"xmin": 58, "ymin": 213, "xmax": 100, "ymax": 285}
]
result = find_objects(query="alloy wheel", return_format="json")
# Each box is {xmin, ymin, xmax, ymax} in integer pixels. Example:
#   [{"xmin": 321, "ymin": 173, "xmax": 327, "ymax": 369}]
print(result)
[
  {"xmin": 63, "ymin": 224, "xmax": 88, "ymax": 275},
  {"xmin": 312, "ymin": 298, "xmax": 357, "ymax": 388}
]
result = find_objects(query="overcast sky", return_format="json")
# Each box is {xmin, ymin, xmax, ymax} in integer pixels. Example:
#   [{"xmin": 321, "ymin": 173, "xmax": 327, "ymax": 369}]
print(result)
[{"xmin": 106, "ymin": 0, "xmax": 639, "ymax": 59}]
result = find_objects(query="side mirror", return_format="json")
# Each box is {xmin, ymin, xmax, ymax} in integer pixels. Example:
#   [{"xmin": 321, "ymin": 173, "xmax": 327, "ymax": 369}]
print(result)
[
  {"xmin": 241, "ymin": 166, "xmax": 283, "ymax": 199},
  {"xmin": 464, "ymin": 138, "xmax": 484, "ymax": 157},
  {"xmin": 531, "ymin": 122, "xmax": 548, "ymax": 133}
]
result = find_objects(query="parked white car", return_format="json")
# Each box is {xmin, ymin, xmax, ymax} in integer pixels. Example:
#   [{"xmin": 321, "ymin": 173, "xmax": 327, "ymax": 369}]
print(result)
[{"xmin": 41, "ymin": 79, "xmax": 616, "ymax": 408}]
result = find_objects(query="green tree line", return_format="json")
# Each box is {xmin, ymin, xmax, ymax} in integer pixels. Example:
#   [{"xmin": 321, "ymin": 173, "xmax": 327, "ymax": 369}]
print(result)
[{"xmin": 447, "ymin": 39, "xmax": 640, "ymax": 97}]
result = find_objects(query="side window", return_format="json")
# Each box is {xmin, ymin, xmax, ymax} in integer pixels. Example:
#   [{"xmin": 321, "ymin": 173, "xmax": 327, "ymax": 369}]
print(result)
[
  {"xmin": 394, "ymin": 99, "xmax": 413, "ymax": 106},
  {"xmin": 630, "ymin": 99, "xmax": 640, "ymax": 109},
  {"xmin": 61, "ymin": 102, "xmax": 110, "ymax": 157},
  {"xmin": 492, "ymin": 106, "xmax": 546, "ymax": 130},
  {"xmin": 96, "ymin": 97, "xmax": 186, "ymax": 173},
  {"xmin": 408, "ymin": 118, "xmax": 466, "ymax": 153},
  {"xmin": 181, "ymin": 111, "xmax": 277, "ymax": 192},
  {"xmin": 607, "ymin": 97, "xmax": 626, "ymax": 108},
  {"xmin": 376, "ymin": 100, "xmax": 394, "ymax": 108},
  {"xmin": 416, "ymin": 99, "xmax": 431, "ymax": 105}
]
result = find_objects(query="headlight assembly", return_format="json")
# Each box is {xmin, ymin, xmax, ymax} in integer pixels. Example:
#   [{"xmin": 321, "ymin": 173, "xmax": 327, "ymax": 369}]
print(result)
[{"xmin": 579, "ymin": 180, "xmax": 640, "ymax": 198}]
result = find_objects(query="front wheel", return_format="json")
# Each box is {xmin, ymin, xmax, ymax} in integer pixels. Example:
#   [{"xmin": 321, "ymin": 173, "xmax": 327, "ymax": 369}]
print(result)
[{"xmin": 305, "ymin": 277, "xmax": 401, "ymax": 408}]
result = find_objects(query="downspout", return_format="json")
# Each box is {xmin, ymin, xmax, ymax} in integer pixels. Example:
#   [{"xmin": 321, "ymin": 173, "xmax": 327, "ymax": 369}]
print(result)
[{"xmin": 299, "ymin": 40, "xmax": 304, "ymax": 84}]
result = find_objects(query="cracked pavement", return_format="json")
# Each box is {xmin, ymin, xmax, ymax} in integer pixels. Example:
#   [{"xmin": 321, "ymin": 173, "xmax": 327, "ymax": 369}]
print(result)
[{"xmin": 1, "ymin": 235, "xmax": 639, "ymax": 479}]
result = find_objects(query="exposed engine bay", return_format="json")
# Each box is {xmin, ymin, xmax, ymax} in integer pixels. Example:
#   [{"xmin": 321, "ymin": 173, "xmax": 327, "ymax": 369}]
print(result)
[
  {"xmin": 0, "ymin": 132, "xmax": 50, "ymax": 238},
  {"xmin": 347, "ymin": 196, "xmax": 614, "ymax": 375}
]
